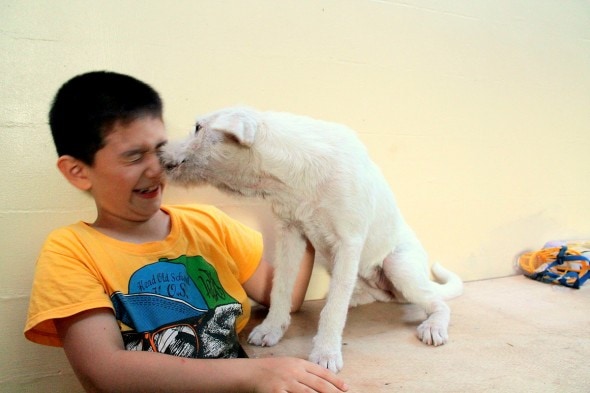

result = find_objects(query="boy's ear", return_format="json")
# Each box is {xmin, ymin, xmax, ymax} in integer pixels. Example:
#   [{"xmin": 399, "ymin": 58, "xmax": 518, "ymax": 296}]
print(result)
[{"xmin": 56, "ymin": 156, "xmax": 92, "ymax": 191}]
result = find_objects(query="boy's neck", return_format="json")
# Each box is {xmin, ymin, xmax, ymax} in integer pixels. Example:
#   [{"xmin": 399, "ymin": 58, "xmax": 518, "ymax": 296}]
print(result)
[{"xmin": 91, "ymin": 209, "xmax": 171, "ymax": 244}]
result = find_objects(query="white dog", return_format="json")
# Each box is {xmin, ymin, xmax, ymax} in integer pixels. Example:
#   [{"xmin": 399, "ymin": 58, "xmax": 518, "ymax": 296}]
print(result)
[{"xmin": 160, "ymin": 107, "xmax": 463, "ymax": 373}]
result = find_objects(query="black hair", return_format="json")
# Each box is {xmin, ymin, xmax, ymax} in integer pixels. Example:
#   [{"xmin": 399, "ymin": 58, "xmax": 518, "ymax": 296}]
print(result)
[{"xmin": 48, "ymin": 71, "xmax": 163, "ymax": 165}]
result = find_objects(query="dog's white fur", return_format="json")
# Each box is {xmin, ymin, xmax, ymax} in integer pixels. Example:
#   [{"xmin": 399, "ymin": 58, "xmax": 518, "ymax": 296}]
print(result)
[{"xmin": 160, "ymin": 107, "xmax": 463, "ymax": 373}]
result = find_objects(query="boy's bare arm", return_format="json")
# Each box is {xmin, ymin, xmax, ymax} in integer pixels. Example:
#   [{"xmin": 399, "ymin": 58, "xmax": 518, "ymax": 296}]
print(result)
[
  {"xmin": 243, "ymin": 240, "xmax": 315, "ymax": 312},
  {"xmin": 55, "ymin": 308, "xmax": 347, "ymax": 393}
]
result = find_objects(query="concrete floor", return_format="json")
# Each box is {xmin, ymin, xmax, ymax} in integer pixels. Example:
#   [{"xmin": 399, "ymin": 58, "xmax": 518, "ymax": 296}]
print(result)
[{"xmin": 240, "ymin": 275, "xmax": 590, "ymax": 393}]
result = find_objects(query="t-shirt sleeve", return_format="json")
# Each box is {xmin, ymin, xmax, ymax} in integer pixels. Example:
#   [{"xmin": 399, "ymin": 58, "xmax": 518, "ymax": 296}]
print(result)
[
  {"xmin": 24, "ymin": 228, "xmax": 113, "ymax": 347},
  {"xmin": 207, "ymin": 207, "xmax": 264, "ymax": 284}
]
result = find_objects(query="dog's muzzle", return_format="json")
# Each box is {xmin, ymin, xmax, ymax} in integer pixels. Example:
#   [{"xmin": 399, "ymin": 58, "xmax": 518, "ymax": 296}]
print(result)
[{"xmin": 159, "ymin": 155, "xmax": 186, "ymax": 172}]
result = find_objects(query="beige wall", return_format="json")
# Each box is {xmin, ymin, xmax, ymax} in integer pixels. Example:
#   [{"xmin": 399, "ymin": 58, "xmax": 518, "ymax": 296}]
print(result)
[{"xmin": 1, "ymin": 1, "xmax": 588, "ymax": 390}]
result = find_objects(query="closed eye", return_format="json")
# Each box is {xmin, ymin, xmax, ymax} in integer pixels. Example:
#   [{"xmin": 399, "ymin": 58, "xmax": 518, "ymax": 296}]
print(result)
[
  {"xmin": 123, "ymin": 150, "xmax": 145, "ymax": 163},
  {"xmin": 123, "ymin": 141, "xmax": 168, "ymax": 164}
]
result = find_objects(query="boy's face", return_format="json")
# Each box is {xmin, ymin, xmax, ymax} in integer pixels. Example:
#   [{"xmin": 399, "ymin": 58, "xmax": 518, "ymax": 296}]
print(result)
[{"xmin": 85, "ymin": 116, "xmax": 168, "ymax": 228}]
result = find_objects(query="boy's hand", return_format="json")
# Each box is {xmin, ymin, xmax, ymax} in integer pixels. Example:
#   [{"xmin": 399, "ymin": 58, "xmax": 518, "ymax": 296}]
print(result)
[{"xmin": 250, "ymin": 357, "xmax": 349, "ymax": 393}]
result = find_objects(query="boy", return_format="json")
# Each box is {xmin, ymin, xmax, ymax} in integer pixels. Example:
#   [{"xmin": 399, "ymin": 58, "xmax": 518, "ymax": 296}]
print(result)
[{"xmin": 24, "ymin": 71, "xmax": 348, "ymax": 393}]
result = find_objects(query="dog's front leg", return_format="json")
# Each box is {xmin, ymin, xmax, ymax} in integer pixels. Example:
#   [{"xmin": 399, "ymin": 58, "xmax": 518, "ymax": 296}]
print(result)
[
  {"xmin": 309, "ymin": 240, "xmax": 362, "ymax": 373},
  {"xmin": 248, "ymin": 224, "xmax": 307, "ymax": 347}
]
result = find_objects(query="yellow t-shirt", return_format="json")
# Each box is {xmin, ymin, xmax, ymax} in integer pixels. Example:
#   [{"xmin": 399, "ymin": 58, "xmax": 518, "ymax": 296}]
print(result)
[{"xmin": 24, "ymin": 204, "xmax": 263, "ymax": 358}]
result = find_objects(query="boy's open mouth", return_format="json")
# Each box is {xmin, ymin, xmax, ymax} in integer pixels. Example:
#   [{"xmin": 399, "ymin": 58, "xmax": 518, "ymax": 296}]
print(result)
[{"xmin": 134, "ymin": 185, "xmax": 160, "ymax": 195}]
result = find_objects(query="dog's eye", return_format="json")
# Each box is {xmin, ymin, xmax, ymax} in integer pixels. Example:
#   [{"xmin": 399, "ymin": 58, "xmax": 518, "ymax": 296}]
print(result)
[{"xmin": 195, "ymin": 123, "xmax": 202, "ymax": 134}]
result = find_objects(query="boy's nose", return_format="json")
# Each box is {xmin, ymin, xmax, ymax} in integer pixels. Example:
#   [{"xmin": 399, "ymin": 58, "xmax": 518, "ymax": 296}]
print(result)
[{"xmin": 146, "ymin": 151, "xmax": 165, "ymax": 177}]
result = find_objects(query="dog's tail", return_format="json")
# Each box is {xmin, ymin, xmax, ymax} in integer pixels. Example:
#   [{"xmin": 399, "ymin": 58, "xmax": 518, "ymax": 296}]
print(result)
[{"xmin": 430, "ymin": 263, "xmax": 464, "ymax": 299}]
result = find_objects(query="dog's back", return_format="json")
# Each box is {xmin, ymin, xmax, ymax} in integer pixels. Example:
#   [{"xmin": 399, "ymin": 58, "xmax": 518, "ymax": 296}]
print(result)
[{"xmin": 254, "ymin": 110, "xmax": 406, "ymax": 270}]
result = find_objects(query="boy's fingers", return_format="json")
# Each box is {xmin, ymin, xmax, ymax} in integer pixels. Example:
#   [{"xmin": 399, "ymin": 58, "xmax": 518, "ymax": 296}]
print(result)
[{"xmin": 304, "ymin": 364, "xmax": 349, "ymax": 392}]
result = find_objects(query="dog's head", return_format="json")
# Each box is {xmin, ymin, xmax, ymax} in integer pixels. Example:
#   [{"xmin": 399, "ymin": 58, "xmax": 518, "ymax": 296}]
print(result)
[{"xmin": 160, "ymin": 107, "xmax": 265, "ymax": 196}]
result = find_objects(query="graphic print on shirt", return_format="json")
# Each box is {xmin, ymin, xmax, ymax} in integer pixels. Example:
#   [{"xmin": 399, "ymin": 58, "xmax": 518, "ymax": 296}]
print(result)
[{"xmin": 111, "ymin": 255, "xmax": 244, "ymax": 358}]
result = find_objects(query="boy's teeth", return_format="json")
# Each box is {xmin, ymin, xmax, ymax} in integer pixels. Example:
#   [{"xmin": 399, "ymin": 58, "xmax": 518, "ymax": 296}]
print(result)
[{"xmin": 138, "ymin": 186, "xmax": 157, "ymax": 193}]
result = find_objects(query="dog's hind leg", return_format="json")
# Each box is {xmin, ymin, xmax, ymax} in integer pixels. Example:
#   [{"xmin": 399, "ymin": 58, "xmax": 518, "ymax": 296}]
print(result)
[
  {"xmin": 382, "ymin": 244, "xmax": 451, "ymax": 346},
  {"xmin": 309, "ymin": 239, "xmax": 363, "ymax": 373},
  {"xmin": 248, "ymin": 224, "xmax": 307, "ymax": 347}
]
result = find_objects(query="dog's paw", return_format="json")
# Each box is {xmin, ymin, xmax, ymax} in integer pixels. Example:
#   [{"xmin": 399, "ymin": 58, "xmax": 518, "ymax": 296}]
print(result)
[
  {"xmin": 309, "ymin": 349, "xmax": 344, "ymax": 374},
  {"xmin": 417, "ymin": 320, "xmax": 448, "ymax": 346},
  {"xmin": 247, "ymin": 322, "xmax": 284, "ymax": 347}
]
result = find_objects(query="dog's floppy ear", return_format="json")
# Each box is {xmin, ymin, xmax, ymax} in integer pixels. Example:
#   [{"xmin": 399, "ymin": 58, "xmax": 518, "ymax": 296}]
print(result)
[{"xmin": 209, "ymin": 109, "xmax": 258, "ymax": 147}]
